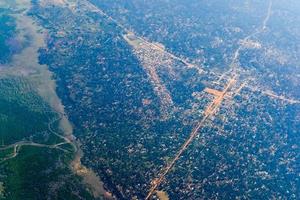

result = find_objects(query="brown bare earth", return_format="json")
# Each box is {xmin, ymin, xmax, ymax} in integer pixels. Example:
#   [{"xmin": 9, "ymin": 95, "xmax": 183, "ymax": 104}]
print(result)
[
  {"xmin": 262, "ymin": 90, "xmax": 300, "ymax": 104},
  {"xmin": 145, "ymin": 76, "xmax": 237, "ymax": 200},
  {"xmin": 124, "ymin": 33, "xmax": 174, "ymax": 119},
  {"xmin": 156, "ymin": 191, "xmax": 170, "ymax": 200},
  {"xmin": 204, "ymin": 88, "xmax": 223, "ymax": 97}
]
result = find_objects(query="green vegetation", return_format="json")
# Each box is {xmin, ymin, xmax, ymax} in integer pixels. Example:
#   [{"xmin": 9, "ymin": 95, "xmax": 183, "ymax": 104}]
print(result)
[
  {"xmin": 0, "ymin": 147, "xmax": 13, "ymax": 160},
  {"xmin": 0, "ymin": 77, "xmax": 56, "ymax": 145},
  {"xmin": 0, "ymin": 1, "xmax": 97, "ymax": 199},
  {"xmin": 0, "ymin": 77, "xmax": 95, "ymax": 199},
  {"xmin": 1, "ymin": 146, "xmax": 93, "ymax": 200}
]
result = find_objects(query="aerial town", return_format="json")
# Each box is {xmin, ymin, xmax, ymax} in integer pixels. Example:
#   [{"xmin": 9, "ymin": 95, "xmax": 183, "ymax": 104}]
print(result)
[{"xmin": 0, "ymin": 0, "xmax": 299, "ymax": 199}]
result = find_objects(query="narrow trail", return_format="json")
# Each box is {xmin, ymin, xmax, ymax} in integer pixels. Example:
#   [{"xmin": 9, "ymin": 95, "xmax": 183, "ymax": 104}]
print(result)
[
  {"xmin": 238, "ymin": 0, "xmax": 273, "ymax": 63},
  {"xmin": 263, "ymin": 0, "xmax": 273, "ymax": 30},
  {"xmin": 245, "ymin": 86, "xmax": 300, "ymax": 104},
  {"xmin": 262, "ymin": 91, "xmax": 300, "ymax": 104},
  {"xmin": 0, "ymin": 141, "xmax": 69, "ymax": 163},
  {"xmin": 48, "ymin": 113, "xmax": 77, "ymax": 152},
  {"xmin": 0, "ymin": 114, "xmax": 74, "ymax": 163},
  {"xmin": 217, "ymin": 0, "xmax": 273, "ymax": 84}
]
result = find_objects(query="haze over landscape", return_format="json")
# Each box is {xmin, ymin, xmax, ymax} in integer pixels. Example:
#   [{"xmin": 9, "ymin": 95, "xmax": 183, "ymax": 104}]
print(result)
[{"xmin": 0, "ymin": 0, "xmax": 299, "ymax": 199}]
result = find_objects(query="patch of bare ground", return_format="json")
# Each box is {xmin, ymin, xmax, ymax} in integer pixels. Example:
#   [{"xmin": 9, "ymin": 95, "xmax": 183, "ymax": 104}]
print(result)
[
  {"xmin": 156, "ymin": 191, "xmax": 169, "ymax": 200},
  {"xmin": 124, "ymin": 33, "xmax": 174, "ymax": 120}
]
